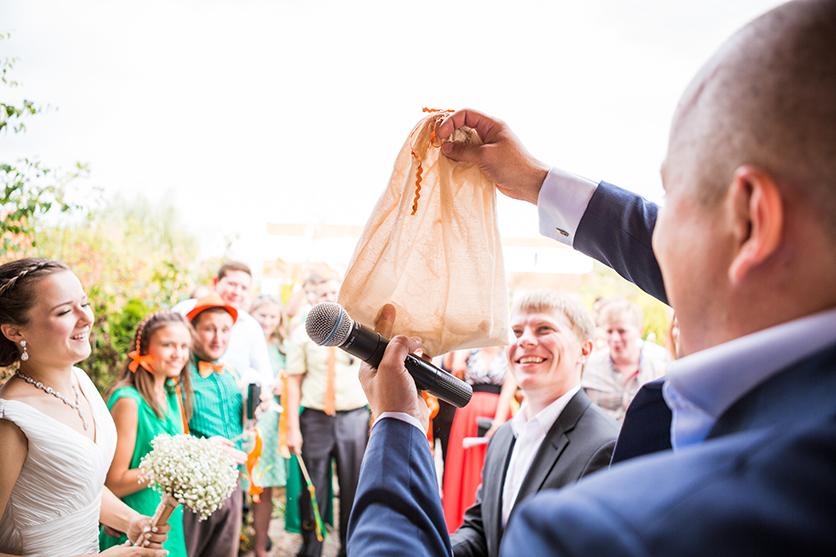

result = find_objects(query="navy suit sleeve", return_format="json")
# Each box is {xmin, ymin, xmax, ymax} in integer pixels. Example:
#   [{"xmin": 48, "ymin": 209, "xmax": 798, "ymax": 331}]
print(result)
[
  {"xmin": 347, "ymin": 418, "xmax": 452, "ymax": 557},
  {"xmin": 574, "ymin": 182, "xmax": 668, "ymax": 305},
  {"xmin": 502, "ymin": 488, "xmax": 645, "ymax": 557}
]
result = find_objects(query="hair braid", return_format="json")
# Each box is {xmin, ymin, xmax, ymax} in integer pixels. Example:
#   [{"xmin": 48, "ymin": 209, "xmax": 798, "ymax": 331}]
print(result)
[{"xmin": 0, "ymin": 260, "xmax": 52, "ymax": 298}]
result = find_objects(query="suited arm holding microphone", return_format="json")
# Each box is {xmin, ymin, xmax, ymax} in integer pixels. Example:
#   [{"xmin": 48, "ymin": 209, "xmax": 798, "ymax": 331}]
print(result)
[
  {"xmin": 347, "ymin": 110, "xmax": 644, "ymax": 557},
  {"xmin": 350, "ymin": 2, "xmax": 836, "ymax": 553}
]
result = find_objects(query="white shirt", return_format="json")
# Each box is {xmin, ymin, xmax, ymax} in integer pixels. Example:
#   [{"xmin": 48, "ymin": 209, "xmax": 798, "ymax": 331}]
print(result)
[
  {"xmin": 172, "ymin": 298, "xmax": 273, "ymax": 386},
  {"xmin": 537, "ymin": 167, "xmax": 599, "ymax": 247},
  {"xmin": 501, "ymin": 385, "xmax": 581, "ymax": 526},
  {"xmin": 663, "ymin": 307, "xmax": 836, "ymax": 450}
]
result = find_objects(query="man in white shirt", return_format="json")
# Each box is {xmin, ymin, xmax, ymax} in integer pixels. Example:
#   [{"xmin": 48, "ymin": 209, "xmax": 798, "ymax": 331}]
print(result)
[
  {"xmin": 173, "ymin": 261, "xmax": 272, "ymax": 387},
  {"xmin": 451, "ymin": 290, "xmax": 619, "ymax": 557},
  {"xmin": 347, "ymin": 1, "xmax": 836, "ymax": 555}
]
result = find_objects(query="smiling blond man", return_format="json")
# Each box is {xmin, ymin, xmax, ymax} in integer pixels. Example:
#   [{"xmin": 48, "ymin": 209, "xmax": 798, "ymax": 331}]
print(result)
[{"xmin": 449, "ymin": 290, "xmax": 619, "ymax": 557}]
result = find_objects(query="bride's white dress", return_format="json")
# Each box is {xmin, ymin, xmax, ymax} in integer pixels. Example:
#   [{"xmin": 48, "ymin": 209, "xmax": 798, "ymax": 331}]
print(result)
[{"xmin": 0, "ymin": 367, "xmax": 116, "ymax": 557}]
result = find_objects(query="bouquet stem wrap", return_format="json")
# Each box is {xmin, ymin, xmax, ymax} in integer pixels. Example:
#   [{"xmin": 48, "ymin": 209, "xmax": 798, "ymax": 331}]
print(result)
[{"xmin": 150, "ymin": 493, "xmax": 180, "ymax": 528}]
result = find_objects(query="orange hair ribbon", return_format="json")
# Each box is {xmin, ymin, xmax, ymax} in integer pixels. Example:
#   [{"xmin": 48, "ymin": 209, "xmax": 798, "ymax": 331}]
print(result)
[{"xmin": 128, "ymin": 350, "xmax": 155, "ymax": 373}]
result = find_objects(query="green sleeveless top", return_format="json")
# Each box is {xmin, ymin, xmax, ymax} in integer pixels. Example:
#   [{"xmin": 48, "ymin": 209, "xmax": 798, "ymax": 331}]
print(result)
[{"xmin": 99, "ymin": 386, "xmax": 187, "ymax": 557}]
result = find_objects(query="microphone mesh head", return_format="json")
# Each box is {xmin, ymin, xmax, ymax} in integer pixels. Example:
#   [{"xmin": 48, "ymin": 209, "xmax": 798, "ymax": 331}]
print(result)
[{"xmin": 305, "ymin": 302, "xmax": 354, "ymax": 346}]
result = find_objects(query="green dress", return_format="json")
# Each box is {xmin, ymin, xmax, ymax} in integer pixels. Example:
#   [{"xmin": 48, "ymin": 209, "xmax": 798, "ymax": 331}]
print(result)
[
  {"xmin": 99, "ymin": 386, "xmax": 187, "ymax": 557},
  {"xmin": 254, "ymin": 342, "xmax": 289, "ymax": 488}
]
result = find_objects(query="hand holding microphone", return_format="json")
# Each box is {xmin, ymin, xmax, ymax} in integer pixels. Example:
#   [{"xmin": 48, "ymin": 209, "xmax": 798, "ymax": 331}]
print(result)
[{"xmin": 305, "ymin": 303, "xmax": 473, "ymax": 410}]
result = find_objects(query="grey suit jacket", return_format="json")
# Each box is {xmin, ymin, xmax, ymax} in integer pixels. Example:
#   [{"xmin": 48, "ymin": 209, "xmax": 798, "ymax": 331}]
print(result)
[{"xmin": 450, "ymin": 389, "xmax": 619, "ymax": 557}]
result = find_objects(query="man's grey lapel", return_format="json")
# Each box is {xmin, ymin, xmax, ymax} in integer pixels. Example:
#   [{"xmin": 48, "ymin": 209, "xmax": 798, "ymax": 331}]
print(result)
[{"xmin": 485, "ymin": 424, "xmax": 516, "ymax": 554}]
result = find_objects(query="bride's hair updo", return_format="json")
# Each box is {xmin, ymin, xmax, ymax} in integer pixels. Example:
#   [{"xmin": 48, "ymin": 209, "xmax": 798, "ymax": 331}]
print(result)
[{"xmin": 0, "ymin": 258, "xmax": 71, "ymax": 367}]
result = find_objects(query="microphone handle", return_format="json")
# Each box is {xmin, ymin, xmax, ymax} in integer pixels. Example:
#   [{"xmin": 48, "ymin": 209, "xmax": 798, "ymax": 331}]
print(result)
[{"xmin": 341, "ymin": 321, "xmax": 473, "ymax": 408}]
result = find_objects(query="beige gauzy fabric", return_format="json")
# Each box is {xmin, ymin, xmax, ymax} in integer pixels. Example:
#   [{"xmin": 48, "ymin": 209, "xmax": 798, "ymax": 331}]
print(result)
[{"xmin": 338, "ymin": 112, "xmax": 513, "ymax": 357}]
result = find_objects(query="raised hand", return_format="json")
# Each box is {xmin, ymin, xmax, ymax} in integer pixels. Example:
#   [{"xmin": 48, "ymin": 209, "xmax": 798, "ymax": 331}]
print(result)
[
  {"xmin": 358, "ymin": 304, "xmax": 430, "ymax": 430},
  {"xmin": 436, "ymin": 108, "xmax": 550, "ymax": 206}
]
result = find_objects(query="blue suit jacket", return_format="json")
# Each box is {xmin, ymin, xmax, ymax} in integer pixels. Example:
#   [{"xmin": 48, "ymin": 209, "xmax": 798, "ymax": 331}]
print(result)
[{"xmin": 347, "ymin": 182, "xmax": 836, "ymax": 555}]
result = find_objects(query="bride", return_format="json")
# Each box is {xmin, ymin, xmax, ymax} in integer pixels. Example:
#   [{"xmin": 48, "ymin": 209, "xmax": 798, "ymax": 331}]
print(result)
[{"xmin": 0, "ymin": 258, "xmax": 170, "ymax": 557}]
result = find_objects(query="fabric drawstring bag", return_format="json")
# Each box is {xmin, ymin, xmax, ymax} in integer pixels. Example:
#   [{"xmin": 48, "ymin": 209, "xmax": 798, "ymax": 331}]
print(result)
[{"xmin": 338, "ymin": 110, "xmax": 513, "ymax": 357}]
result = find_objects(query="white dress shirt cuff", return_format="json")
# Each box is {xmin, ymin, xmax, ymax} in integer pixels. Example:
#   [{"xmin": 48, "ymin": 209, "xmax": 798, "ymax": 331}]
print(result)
[
  {"xmin": 538, "ymin": 167, "xmax": 599, "ymax": 246},
  {"xmin": 375, "ymin": 412, "xmax": 425, "ymax": 433}
]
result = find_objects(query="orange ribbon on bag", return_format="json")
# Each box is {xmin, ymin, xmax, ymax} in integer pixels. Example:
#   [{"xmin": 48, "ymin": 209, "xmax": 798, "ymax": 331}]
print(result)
[{"xmin": 409, "ymin": 108, "xmax": 455, "ymax": 216}]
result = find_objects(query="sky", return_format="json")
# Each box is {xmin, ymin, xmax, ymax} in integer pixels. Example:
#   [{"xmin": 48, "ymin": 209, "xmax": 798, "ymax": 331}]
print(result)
[{"xmin": 2, "ymin": 0, "xmax": 785, "ymax": 274}]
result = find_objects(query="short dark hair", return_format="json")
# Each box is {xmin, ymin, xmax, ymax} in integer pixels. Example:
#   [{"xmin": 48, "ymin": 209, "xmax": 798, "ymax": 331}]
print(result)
[
  {"xmin": 217, "ymin": 261, "xmax": 252, "ymax": 281},
  {"xmin": 0, "ymin": 258, "xmax": 71, "ymax": 367}
]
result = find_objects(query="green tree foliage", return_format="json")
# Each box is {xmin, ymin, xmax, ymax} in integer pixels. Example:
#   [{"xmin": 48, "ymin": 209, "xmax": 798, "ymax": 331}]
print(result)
[
  {"xmin": 1, "ymin": 33, "xmax": 86, "ymax": 260},
  {"xmin": 34, "ymin": 197, "xmax": 209, "ymax": 391}
]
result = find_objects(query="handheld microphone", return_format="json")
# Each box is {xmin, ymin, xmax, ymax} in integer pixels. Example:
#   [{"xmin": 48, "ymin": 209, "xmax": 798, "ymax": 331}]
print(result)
[{"xmin": 305, "ymin": 302, "xmax": 473, "ymax": 408}]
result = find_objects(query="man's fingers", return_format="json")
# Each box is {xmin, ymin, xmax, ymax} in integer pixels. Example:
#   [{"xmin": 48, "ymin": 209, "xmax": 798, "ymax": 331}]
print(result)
[
  {"xmin": 441, "ymin": 140, "xmax": 484, "ymax": 164},
  {"xmin": 374, "ymin": 303, "xmax": 396, "ymax": 338},
  {"xmin": 379, "ymin": 335, "xmax": 420, "ymax": 374},
  {"xmin": 437, "ymin": 108, "xmax": 496, "ymax": 138}
]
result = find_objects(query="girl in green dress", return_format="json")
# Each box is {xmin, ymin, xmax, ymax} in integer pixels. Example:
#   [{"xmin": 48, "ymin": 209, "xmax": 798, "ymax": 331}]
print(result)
[
  {"xmin": 249, "ymin": 295, "xmax": 290, "ymax": 557},
  {"xmin": 99, "ymin": 311, "xmax": 195, "ymax": 557}
]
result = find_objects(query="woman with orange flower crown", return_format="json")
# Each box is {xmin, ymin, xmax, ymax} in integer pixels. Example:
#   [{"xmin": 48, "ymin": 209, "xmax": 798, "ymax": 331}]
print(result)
[{"xmin": 99, "ymin": 311, "xmax": 195, "ymax": 557}]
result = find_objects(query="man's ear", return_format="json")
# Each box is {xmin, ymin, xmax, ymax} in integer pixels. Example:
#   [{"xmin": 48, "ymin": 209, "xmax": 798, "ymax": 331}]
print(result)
[
  {"xmin": 212, "ymin": 277, "xmax": 219, "ymax": 288},
  {"xmin": 1, "ymin": 323, "xmax": 23, "ymax": 344},
  {"xmin": 728, "ymin": 165, "xmax": 784, "ymax": 284},
  {"xmin": 578, "ymin": 339, "xmax": 594, "ymax": 364}
]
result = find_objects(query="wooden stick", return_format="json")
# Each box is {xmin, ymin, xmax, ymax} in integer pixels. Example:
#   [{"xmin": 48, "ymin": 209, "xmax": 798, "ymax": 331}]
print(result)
[
  {"xmin": 135, "ymin": 493, "xmax": 179, "ymax": 546},
  {"xmin": 296, "ymin": 454, "xmax": 325, "ymax": 542}
]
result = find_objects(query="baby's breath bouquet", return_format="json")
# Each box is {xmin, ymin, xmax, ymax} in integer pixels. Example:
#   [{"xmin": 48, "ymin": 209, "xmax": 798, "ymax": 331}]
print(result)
[{"xmin": 139, "ymin": 434, "xmax": 239, "ymax": 523}]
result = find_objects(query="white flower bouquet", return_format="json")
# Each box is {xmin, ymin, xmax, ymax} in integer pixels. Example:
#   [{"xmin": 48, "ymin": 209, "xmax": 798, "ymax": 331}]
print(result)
[{"xmin": 139, "ymin": 434, "xmax": 239, "ymax": 523}]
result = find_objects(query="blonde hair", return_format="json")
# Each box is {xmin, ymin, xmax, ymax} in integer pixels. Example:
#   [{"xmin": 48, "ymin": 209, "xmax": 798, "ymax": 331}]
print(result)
[
  {"xmin": 597, "ymin": 298, "xmax": 644, "ymax": 330},
  {"xmin": 250, "ymin": 295, "xmax": 288, "ymax": 352},
  {"xmin": 511, "ymin": 290, "xmax": 595, "ymax": 342}
]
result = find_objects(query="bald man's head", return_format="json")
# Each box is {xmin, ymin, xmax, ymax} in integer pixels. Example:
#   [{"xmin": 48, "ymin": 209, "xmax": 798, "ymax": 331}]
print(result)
[{"xmin": 666, "ymin": 0, "xmax": 836, "ymax": 239}]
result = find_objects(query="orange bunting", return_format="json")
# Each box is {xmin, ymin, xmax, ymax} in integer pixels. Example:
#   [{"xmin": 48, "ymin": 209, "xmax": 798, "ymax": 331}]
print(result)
[{"xmin": 128, "ymin": 350, "xmax": 155, "ymax": 373}]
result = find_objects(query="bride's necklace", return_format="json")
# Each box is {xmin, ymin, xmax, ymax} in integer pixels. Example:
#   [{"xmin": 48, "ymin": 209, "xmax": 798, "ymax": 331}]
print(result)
[{"xmin": 15, "ymin": 369, "xmax": 89, "ymax": 430}]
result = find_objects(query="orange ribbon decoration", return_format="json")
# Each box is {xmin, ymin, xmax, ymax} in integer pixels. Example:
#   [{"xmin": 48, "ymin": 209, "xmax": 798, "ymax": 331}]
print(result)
[
  {"xmin": 408, "ymin": 109, "xmax": 455, "ymax": 216},
  {"xmin": 423, "ymin": 393, "xmax": 440, "ymax": 446},
  {"xmin": 323, "ymin": 348, "xmax": 337, "ymax": 416},
  {"xmin": 128, "ymin": 350, "xmax": 154, "ymax": 373},
  {"xmin": 198, "ymin": 361, "xmax": 227, "ymax": 378},
  {"xmin": 245, "ymin": 429, "xmax": 264, "ymax": 503},
  {"xmin": 175, "ymin": 383, "xmax": 190, "ymax": 435},
  {"xmin": 278, "ymin": 370, "xmax": 291, "ymax": 459}
]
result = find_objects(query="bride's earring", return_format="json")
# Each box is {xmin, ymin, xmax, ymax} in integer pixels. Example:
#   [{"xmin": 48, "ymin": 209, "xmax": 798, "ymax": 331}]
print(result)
[{"xmin": 20, "ymin": 340, "xmax": 29, "ymax": 361}]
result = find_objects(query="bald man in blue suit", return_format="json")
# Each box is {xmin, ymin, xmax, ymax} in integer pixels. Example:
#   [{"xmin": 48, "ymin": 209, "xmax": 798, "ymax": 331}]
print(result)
[{"xmin": 346, "ymin": 1, "xmax": 836, "ymax": 555}]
